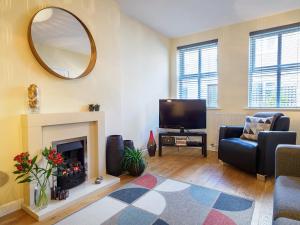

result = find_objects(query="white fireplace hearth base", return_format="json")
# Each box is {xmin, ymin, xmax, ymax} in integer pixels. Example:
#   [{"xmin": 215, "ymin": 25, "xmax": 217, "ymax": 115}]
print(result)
[{"xmin": 22, "ymin": 175, "xmax": 119, "ymax": 221}]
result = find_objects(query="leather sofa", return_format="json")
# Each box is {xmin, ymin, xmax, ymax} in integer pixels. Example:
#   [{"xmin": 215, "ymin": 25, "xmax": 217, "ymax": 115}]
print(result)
[
  {"xmin": 218, "ymin": 112, "xmax": 296, "ymax": 179},
  {"xmin": 273, "ymin": 145, "xmax": 300, "ymax": 225}
]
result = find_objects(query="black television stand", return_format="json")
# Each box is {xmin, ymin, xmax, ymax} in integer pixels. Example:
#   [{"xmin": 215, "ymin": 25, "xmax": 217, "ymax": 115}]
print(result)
[{"xmin": 158, "ymin": 130, "xmax": 207, "ymax": 157}]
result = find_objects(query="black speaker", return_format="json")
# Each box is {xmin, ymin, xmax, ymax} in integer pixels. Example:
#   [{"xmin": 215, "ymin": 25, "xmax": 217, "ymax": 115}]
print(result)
[{"xmin": 106, "ymin": 135, "xmax": 124, "ymax": 176}]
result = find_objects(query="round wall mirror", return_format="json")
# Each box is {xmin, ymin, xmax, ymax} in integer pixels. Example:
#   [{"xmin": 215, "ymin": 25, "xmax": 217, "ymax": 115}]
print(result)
[{"xmin": 28, "ymin": 7, "xmax": 97, "ymax": 79}]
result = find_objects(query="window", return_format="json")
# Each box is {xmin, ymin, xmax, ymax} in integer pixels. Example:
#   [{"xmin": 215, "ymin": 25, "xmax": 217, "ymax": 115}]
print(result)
[
  {"xmin": 249, "ymin": 23, "xmax": 300, "ymax": 108},
  {"xmin": 177, "ymin": 40, "xmax": 218, "ymax": 108}
]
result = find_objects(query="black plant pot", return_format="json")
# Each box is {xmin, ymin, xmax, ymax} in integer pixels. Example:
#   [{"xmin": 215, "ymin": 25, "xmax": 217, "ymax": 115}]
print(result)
[
  {"xmin": 106, "ymin": 135, "xmax": 124, "ymax": 176},
  {"xmin": 128, "ymin": 161, "xmax": 145, "ymax": 177},
  {"xmin": 124, "ymin": 140, "xmax": 135, "ymax": 150}
]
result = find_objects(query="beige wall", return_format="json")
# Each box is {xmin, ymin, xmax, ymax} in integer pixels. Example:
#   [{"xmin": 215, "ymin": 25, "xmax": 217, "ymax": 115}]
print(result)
[
  {"xmin": 170, "ymin": 9, "xmax": 300, "ymax": 147},
  {"xmin": 0, "ymin": 0, "xmax": 169, "ymax": 207}
]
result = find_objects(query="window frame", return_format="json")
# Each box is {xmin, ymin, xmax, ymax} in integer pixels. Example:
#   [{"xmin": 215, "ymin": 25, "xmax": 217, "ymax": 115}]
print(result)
[
  {"xmin": 177, "ymin": 39, "xmax": 218, "ymax": 108},
  {"xmin": 249, "ymin": 23, "xmax": 300, "ymax": 108}
]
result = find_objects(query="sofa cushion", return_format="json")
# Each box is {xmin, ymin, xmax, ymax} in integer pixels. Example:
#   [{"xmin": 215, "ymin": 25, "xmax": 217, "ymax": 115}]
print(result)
[
  {"xmin": 274, "ymin": 176, "xmax": 300, "ymax": 221},
  {"xmin": 274, "ymin": 218, "xmax": 300, "ymax": 225},
  {"xmin": 241, "ymin": 116, "xmax": 273, "ymax": 141},
  {"xmin": 219, "ymin": 138, "xmax": 257, "ymax": 173},
  {"xmin": 253, "ymin": 112, "xmax": 284, "ymax": 131}
]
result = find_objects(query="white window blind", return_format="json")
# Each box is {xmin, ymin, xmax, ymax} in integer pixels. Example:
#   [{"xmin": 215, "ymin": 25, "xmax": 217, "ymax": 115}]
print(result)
[
  {"xmin": 177, "ymin": 40, "xmax": 218, "ymax": 108},
  {"xmin": 249, "ymin": 23, "xmax": 300, "ymax": 108}
]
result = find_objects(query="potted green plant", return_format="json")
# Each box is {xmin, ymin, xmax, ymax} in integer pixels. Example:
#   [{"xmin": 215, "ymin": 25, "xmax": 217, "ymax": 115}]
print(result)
[{"xmin": 122, "ymin": 147, "xmax": 146, "ymax": 176}]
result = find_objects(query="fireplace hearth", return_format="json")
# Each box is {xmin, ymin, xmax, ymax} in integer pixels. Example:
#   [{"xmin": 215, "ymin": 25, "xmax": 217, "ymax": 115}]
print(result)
[{"xmin": 53, "ymin": 137, "xmax": 87, "ymax": 190}]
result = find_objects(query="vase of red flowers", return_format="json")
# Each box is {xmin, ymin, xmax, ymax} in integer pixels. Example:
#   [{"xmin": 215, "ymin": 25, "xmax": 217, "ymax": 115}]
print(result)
[{"xmin": 13, "ymin": 147, "xmax": 64, "ymax": 209}]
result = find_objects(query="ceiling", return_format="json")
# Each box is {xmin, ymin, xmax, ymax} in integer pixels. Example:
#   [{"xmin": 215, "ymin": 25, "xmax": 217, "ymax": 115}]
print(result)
[{"xmin": 116, "ymin": 0, "xmax": 300, "ymax": 37}]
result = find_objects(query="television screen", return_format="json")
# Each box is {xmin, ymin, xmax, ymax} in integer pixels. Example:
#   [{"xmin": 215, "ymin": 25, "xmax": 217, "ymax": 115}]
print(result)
[{"xmin": 159, "ymin": 99, "xmax": 206, "ymax": 129}]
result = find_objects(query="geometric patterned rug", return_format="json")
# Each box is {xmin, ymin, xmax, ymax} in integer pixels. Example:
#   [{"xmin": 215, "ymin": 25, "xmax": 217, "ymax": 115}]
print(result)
[{"xmin": 56, "ymin": 173, "xmax": 255, "ymax": 225}]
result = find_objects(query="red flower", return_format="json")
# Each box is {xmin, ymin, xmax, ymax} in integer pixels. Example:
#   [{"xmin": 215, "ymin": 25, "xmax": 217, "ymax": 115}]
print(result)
[
  {"xmin": 20, "ymin": 152, "xmax": 29, "ymax": 159},
  {"xmin": 14, "ymin": 152, "xmax": 30, "ymax": 163},
  {"xmin": 57, "ymin": 153, "xmax": 62, "ymax": 159},
  {"xmin": 13, "ymin": 147, "xmax": 65, "ymax": 186},
  {"xmin": 14, "ymin": 155, "xmax": 22, "ymax": 163},
  {"xmin": 47, "ymin": 150, "xmax": 64, "ymax": 166},
  {"xmin": 16, "ymin": 165, "xmax": 23, "ymax": 171}
]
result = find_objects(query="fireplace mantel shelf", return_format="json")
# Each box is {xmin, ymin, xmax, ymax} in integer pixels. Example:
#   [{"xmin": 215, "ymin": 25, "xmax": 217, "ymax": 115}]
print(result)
[{"xmin": 22, "ymin": 112, "xmax": 105, "ymax": 127}]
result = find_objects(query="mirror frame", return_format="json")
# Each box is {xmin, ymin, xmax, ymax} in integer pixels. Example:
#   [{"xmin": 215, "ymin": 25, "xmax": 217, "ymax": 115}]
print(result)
[{"xmin": 28, "ymin": 7, "xmax": 97, "ymax": 80}]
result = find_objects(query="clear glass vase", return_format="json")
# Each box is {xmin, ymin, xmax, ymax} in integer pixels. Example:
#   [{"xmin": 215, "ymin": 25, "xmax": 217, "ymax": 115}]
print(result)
[{"xmin": 34, "ymin": 184, "xmax": 48, "ymax": 209}]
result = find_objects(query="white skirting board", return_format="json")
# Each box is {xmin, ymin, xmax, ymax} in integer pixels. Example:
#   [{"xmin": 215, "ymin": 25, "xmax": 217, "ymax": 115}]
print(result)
[{"xmin": 0, "ymin": 199, "xmax": 23, "ymax": 217}]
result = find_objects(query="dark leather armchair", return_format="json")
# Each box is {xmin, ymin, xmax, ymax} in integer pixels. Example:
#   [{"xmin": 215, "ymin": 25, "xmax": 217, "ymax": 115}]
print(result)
[{"xmin": 218, "ymin": 112, "xmax": 296, "ymax": 179}]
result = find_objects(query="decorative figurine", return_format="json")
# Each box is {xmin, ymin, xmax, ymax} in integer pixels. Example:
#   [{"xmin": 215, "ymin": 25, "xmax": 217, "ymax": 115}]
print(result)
[
  {"xmin": 88, "ymin": 104, "xmax": 94, "ymax": 111},
  {"xmin": 51, "ymin": 186, "xmax": 69, "ymax": 200},
  {"xmin": 95, "ymin": 176, "xmax": 103, "ymax": 184},
  {"xmin": 51, "ymin": 186, "xmax": 56, "ymax": 200},
  {"xmin": 88, "ymin": 104, "xmax": 100, "ymax": 112},
  {"xmin": 28, "ymin": 84, "xmax": 40, "ymax": 113},
  {"xmin": 94, "ymin": 104, "xmax": 100, "ymax": 111}
]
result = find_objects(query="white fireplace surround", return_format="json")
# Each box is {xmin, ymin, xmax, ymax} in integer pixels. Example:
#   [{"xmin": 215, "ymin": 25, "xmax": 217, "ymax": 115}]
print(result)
[{"xmin": 21, "ymin": 112, "xmax": 120, "ymax": 221}]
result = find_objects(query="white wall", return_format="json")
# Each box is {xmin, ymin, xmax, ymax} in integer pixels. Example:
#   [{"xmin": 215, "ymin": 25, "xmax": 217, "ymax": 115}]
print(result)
[{"xmin": 120, "ymin": 14, "xmax": 170, "ymax": 148}]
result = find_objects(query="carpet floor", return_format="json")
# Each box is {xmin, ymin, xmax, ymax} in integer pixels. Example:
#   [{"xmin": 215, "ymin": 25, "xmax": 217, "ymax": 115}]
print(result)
[{"xmin": 56, "ymin": 173, "xmax": 255, "ymax": 225}]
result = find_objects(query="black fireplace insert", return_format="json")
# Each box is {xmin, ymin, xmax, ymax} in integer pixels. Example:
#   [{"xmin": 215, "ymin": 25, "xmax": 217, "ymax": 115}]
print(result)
[{"xmin": 53, "ymin": 137, "xmax": 87, "ymax": 190}]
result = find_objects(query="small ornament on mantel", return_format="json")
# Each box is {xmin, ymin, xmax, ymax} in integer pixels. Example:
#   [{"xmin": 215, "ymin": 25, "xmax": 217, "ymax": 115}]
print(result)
[
  {"xmin": 95, "ymin": 176, "xmax": 103, "ymax": 184},
  {"xmin": 28, "ymin": 84, "xmax": 40, "ymax": 113}
]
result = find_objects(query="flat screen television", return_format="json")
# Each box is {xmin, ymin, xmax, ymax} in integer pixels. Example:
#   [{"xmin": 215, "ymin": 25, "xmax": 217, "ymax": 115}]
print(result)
[{"xmin": 159, "ymin": 99, "xmax": 206, "ymax": 130}]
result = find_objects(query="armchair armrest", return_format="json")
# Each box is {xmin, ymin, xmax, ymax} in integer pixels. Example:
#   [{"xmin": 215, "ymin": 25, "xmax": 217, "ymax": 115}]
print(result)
[
  {"xmin": 218, "ymin": 126, "xmax": 244, "ymax": 156},
  {"xmin": 257, "ymin": 131, "xmax": 297, "ymax": 176},
  {"xmin": 276, "ymin": 144, "xmax": 300, "ymax": 178},
  {"xmin": 219, "ymin": 126, "xmax": 244, "ymax": 141}
]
